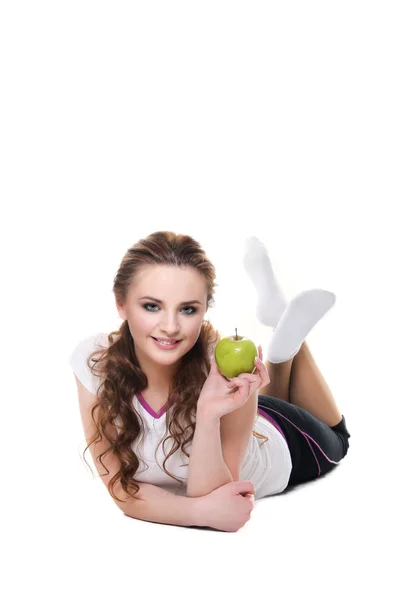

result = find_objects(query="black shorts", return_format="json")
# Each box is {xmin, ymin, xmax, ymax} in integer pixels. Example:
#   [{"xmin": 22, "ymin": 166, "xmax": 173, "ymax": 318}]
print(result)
[{"xmin": 257, "ymin": 394, "xmax": 351, "ymax": 486}]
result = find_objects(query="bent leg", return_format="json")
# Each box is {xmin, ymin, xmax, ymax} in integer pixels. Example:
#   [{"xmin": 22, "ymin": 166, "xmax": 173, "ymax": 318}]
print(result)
[
  {"xmin": 259, "ymin": 356, "xmax": 295, "ymax": 402},
  {"xmin": 289, "ymin": 341, "xmax": 343, "ymax": 427}
]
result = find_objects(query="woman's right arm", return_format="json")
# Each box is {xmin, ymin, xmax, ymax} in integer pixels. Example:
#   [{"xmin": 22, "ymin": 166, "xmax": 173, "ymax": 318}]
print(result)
[
  {"xmin": 74, "ymin": 375, "xmax": 205, "ymax": 528},
  {"xmin": 117, "ymin": 481, "xmax": 203, "ymax": 527}
]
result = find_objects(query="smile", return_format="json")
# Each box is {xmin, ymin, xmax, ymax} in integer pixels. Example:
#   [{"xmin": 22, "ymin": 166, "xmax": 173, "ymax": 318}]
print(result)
[{"xmin": 151, "ymin": 337, "xmax": 182, "ymax": 350}]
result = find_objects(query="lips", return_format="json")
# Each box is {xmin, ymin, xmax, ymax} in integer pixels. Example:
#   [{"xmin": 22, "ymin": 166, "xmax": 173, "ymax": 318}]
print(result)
[
  {"xmin": 151, "ymin": 337, "xmax": 183, "ymax": 350},
  {"xmin": 151, "ymin": 337, "xmax": 181, "ymax": 343}
]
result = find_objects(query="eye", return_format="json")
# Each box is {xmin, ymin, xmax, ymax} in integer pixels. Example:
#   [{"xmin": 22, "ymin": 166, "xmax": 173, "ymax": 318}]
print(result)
[
  {"xmin": 181, "ymin": 306, "xmax": 197, "ymax": 315},
  {"xmin": 142, "ymin": 303, "xmax": 158, "ymax": 312},
  {"xmin": 142, "ymin": 303, "xmax": 197, "ymax": 315}
]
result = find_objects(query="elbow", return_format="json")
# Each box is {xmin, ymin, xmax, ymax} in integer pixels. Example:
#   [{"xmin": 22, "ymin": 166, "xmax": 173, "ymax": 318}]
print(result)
[
  {"xmin": 187, "ymin": 474, "xmax": 235, "ymax": 498},
  {"xmin": 186, "ymin": 488, "xmax": 202, "ymax": 499},
  {"xmin": 186, "ymin": 485, "xmax": 207, "ymax": 498}
]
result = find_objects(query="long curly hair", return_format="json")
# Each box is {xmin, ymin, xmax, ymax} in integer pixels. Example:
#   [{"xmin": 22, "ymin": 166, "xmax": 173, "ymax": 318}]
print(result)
[{"xmin": 82, "ymin": 230, "xmax": 268, "ymax": 504}]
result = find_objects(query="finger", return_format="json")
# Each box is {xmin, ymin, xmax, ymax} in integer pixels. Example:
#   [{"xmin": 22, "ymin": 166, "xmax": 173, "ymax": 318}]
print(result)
[
  {"xmin": 255, "ymin": 357, "xmax": 268, "ymax": 377},
  {"xmin": 231, "ymin": 381, "xmax": 251, "ymax": 401},
  {"xmin": 258, "ymin": 360, "xmax": 270, "ymax": 384},
  {"xmin": 226, "ymin": 379, "xmax": 240, "ymax": 388},
  {"xmin": 255, "ymin": 362, "xmax": 269, "ymax": 386},
  {"xmin": 246, "ymin": 370, "xmax": 262, "ymax": 390},
  {"xmin": 237, "ymin": 373, "xmax": 261, "ymax": 386},
  {"xmin": 227, "ymin": 377, "xmax": 249, "ymax": 389},
  {"xmin": 251, "ymin": 378, "xmax": 262, "ymax": 394},
  {"xmin": 241, "ymin": 373, "xmax": 258, "ymax": 381},
  {"xmin": 231, "ymin": 375, "xmax": 261, "ymax": 396}
]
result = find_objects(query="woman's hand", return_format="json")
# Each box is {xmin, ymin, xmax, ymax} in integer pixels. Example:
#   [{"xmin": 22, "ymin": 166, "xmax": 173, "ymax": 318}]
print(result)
[
  {"xmin": 197, "ymin": 345, "xmax": 270, "ymax": 420},
  {"xmin": 195, "ymin": 479, "xmax": 256, "ymax": 532}
]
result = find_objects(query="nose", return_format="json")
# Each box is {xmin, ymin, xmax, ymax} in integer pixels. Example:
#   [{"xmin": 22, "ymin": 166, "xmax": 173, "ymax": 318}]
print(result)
[{"xmin": 159, "ymin": 312, "xmax": 181, "ymax": 337}]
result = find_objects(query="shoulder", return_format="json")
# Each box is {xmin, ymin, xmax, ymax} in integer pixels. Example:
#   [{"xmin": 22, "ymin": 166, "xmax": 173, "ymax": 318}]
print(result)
[
  {"xmin": 70, "ymin": 332, "xmax": 110, "ymax": 361},
  {"xmin": 69, "ymin": 332, "xmax": 110, "ymax": 395}
]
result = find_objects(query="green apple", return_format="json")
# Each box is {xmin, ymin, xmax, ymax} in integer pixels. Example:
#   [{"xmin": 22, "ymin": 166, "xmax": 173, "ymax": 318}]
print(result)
[{"xmin": 215, "ymin": 328, "xmax": 258, "ymax": 379}]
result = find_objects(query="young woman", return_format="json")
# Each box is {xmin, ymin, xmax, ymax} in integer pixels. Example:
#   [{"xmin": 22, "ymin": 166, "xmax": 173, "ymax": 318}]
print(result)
[{"xmin": 70, "ymin": 231, "xmax": 351, "ymax": 533}]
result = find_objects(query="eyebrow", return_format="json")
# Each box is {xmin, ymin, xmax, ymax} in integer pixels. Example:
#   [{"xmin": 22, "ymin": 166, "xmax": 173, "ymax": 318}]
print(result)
[{"xmin": 138, "ymin": 296, "xmax": 203, "ymax": 306}]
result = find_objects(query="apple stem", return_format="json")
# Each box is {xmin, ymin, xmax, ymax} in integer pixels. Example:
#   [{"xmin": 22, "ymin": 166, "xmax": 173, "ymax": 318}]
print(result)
[{"xmin": 235, "ymin": 327, "xmax": 238, "ymax": 340}]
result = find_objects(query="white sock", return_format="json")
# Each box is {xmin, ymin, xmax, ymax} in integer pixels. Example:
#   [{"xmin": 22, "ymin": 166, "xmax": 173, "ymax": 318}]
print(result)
[
  {"xmin": 267, "ymin": 289, "xmax": 336, "ymax": 363},
  {"xmin": 243, "ymin": 236, "xmax": 288, "ymax": 328}
]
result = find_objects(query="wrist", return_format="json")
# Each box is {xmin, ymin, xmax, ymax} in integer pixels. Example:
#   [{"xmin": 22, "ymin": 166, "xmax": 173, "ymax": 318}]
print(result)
[
  {"xmin": 190, "ymin": 496, "xmax": 209, "ymax": 528},
  {"xmin": 196, "ymin": 403, "xmax": 221, "ymax": 424}
]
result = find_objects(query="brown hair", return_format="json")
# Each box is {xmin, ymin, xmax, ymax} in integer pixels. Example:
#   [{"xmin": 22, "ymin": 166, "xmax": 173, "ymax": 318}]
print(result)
[{"xmin": 82, "ymin": 231, "xmax": 268, "ymax": 503}]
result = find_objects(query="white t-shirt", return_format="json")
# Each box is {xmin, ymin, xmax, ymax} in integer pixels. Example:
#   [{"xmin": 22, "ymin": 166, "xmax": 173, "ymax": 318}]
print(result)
[{"xmin": 69, "ymin": 332, "xmax": 293, "ymax": 500}]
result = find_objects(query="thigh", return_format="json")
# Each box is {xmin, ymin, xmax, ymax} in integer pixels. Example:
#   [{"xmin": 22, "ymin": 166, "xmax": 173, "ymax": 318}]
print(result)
[{"xmin": 257, "ymin": 394, "xmax": 351, "ymax": 485}]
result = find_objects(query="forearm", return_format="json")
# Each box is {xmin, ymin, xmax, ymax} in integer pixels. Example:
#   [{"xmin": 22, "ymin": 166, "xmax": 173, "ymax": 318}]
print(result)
[
  {"xmin": 187, "ymin": 409, "xmax": 234, "ymax": 498},
  {"xmin": 117, "ymin": 481, "xmax": 204, "ymax": 527}
]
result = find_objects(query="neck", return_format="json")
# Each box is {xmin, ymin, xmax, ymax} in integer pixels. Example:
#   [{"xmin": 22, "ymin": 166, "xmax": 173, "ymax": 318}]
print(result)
[
  {"xmin": 144, "ymin": 379, "xmax": 173, "ymax": 395},
  {"xmin": 136, "ymin": 357, "xmax": 179, "ymax": 393}
]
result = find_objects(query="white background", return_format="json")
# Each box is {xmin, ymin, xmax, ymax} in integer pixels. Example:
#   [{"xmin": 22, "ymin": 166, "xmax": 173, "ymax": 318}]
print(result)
[{"xmin": 1, "ymin": 1, "xmax": 399, "ymax": 599}]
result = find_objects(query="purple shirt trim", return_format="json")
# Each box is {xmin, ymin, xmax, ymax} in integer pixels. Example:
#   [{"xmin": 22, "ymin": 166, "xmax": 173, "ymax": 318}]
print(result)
[
  {"xmin": 257, "ymin": 407, "xmax": 288, "ymax": 443},
  {"xmin": 136, "ymin": 391, "xmax": 170, "ymax": 419}
]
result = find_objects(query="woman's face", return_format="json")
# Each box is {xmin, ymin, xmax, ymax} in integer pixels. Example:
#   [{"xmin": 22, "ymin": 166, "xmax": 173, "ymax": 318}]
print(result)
[{"xmin": 116, "ymin": 264, "xmax": 208, "ymax": 370}]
